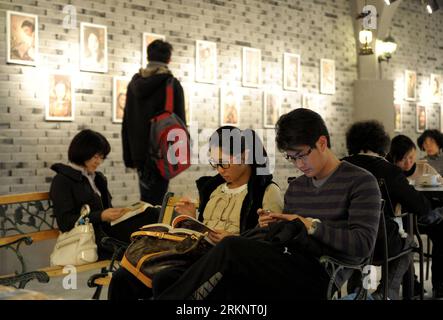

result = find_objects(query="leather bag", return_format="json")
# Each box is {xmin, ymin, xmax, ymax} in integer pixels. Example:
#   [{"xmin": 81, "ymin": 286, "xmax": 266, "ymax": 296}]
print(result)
[
  {"xmin": 50, "ymin": 204, "xmax": 98, "ymax": 266},
  {"xmin": 121, "ymin": 224, "xmax": 211, "ymax": 288}
]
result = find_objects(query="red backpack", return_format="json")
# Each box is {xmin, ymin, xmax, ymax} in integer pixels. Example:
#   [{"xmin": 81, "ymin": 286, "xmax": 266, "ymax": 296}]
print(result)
[{"xmin": 149, "ymin": 78, "xmax": 191, "ymax": 179}]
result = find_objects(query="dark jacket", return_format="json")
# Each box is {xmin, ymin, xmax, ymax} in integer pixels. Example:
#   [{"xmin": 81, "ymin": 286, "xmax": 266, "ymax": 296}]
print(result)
[
  {"xmin": 49, "ymin": 163, "xmax": 112, "ymax": 252},
  {"xmin": 122, "ymin": 66, "xmax": 185, "ymax": 169},
  {"xmin": 195, "ymin": 172, "xmax": 275, "ymax": 233}
]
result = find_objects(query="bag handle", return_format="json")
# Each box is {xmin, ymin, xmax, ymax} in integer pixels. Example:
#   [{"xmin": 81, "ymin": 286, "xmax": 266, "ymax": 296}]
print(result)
[
  {"xmin": 130, "ymin": 230, "xmax": 194, "ymax": 242},
  {"xmin": 76, "ymin": 204, "xmax": 91, "ymax": 226},
  {"xmin": 164, "ymin": 77, "xmax": 174, "ymax": 113}
]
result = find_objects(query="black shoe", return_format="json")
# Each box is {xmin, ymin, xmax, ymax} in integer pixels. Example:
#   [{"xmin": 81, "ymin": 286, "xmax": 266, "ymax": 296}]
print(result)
[{"xmin": 413, "ymin": 279, "xmax": 426, "ymax": 297}]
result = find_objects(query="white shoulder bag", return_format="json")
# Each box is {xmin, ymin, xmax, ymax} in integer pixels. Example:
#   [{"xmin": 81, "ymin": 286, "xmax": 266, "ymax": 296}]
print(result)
[{"xmin": 50, "ymin": 204, "xmax": 98, "ymax": 266}]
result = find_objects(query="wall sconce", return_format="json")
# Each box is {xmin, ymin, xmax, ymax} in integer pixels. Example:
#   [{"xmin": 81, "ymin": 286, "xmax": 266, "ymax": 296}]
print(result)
[
  {"xmin": 377, "ymin": 35, "xmax": 397, "ymax": 62},
  {"xmin": 384, "ymin": 0, "xmax": 398, "ymax": 5},
  {"xmin": 426, "ymin": 0, "xmax": 439, "ymax": 14},
  {"xmin": 359, "ymin": 29, "xmax": 374, "ymax": 55}
]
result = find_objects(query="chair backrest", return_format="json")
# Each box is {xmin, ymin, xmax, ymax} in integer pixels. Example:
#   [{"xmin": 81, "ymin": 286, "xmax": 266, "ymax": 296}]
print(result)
[{"xmin": 157, "ymin": 192, "xmax": 181, "ymax": 225}]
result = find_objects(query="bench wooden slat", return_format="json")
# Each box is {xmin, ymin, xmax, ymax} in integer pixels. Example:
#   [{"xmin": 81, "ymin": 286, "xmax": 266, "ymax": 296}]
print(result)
[
  {"xmin": 0, "ymin": 229, "xmax": 60, "ymax": 246},
  {"xmin": 0, "ymin": 192, "xmax": 50, "ymax": 205},
  {"xmin": 93, "ymin": 275, "xmax": 112, "ymax": 286},
  {"xmin": 38, "ymin": 260, "xmax": 112, "ymax": 277}
]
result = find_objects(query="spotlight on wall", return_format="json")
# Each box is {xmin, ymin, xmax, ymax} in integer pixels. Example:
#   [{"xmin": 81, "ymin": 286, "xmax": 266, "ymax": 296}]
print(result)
[
  {"xmin": 427, "ymin": 0, "xmax": 439, "ymax": 14},
  {"xmin": 359, "ymin": 29, "xmax": 374, "ymax": 55},
  {"xmin": 384, "ymin": 0, "xmax": 398, "ymax": 5},
  {"xmin": 377, "ymin": 35, "xmax": 397, "ymax": 62}
]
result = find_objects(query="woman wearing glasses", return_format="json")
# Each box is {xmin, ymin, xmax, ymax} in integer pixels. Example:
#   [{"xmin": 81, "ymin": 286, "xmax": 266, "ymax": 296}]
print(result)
[{"xmin": 109, "ymin": 126, "xmax": 283, "ymax": 300}]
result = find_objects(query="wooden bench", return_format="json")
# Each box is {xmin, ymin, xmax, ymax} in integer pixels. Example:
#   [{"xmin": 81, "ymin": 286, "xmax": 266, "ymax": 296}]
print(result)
[{"xmin": 0, "ymin": 192, "xmax": 123, "ymax": 299}]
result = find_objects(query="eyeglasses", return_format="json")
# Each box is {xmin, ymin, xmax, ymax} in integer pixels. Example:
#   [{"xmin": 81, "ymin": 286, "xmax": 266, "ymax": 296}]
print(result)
[
  {"xmin": 209, "ymin": 158, "xmax": 231, "ymax": 169},
  {"xmin": 284, "ymin": 148, "xmax": 313, "ymax": 163}
]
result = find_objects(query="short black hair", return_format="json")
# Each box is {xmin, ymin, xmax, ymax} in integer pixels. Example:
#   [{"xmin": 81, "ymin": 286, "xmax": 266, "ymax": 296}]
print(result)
[
  {"xmin": 68, "ymin": 129, "xmax": 110, "ymax": 166},
  {"xmin": 386, "ymin": 135, "xmax": 416, "ymax": 163},
  {"xmin": 21, "ymin": 20, "xmax": 34, "ymax": 32},
  {"xmin": 346, "ymin": 120, "xmax": 390, "ymax": 156},
  {"xmin": 417, "ymin": 129, "xmax": 443, "ymax": 151},
  {"xmin": 147, "ymin": 40, "xmax": 173, "ymax": 63},
  {"xmin": 209, "ymin": 126, "xmax": 269, "ymax": 173},
  {"xmin": 276, "ymin": 108, "xmax": 331, "ymax": 151}
]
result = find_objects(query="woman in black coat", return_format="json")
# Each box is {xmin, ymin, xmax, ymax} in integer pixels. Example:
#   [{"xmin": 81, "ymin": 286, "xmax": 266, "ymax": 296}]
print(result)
[{"xmin": 50, "ymin": 129, "xmax": 157, "ymax": 259}]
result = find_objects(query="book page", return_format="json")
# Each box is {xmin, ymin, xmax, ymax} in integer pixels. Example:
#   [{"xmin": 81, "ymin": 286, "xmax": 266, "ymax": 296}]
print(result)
[
  {"xmin": 172, "ymin": 215, "xmax": 214, "ymax": 233},
  {"xmin": 110, "ymin": 201, "xmax": 154, "ymax": 226}
]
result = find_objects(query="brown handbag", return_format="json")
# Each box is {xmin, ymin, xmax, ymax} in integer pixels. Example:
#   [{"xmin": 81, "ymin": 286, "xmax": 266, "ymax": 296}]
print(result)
[{"xmin": 121, "ymin": 224, "xmax": 212, "ymax": 288}]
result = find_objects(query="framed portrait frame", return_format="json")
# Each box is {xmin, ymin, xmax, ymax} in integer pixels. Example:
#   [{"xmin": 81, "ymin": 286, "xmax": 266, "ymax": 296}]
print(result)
[
  {"xmin": 263, "ymin": 90, "xmax": 281, "ymax": 128},
  {"xmin": 416, "ymin": 104, "xmax": 427, "ymax": 133},
  {"xmin": 112, "ymin": 76, "xmax": 130, "ymax": 123},
  {"xmin": 80, "ymin": 22, "xmax": 108, "ymax": 73},
  {"xmin": 142, "ymin": 32, "xmax": 165, "ymax": 66},
  {"xmin": 182, "ymin": 84, "xmax": 193, "ymax": 126},
  {"xmin": 394, "ymin": 102, "xmax": 402, "ymax": 132},
  {"xmin": 6, "ymin": 11, "xmax": 38, "ymax": 66},
  {"xmin": 405, "ymin": 70, "xmax": 417, "ymax": 101},
  {"xmin": 220, "ymin": 87, "xmax": 240, "ymax": 126},
  {"xmin": 440, "ymin": 105, "xmax": 443, "ymax": 132},
  {"xmin": 242, "ymin": 47, "xmax": 261, "ymax": 88},
  {"xmin": 195, "ymin": 40, "xmax": 217, "ymax": 84},
  {"xmin": 320, "ymin": 59, "xmax": 335, "ymax": 95},
  {"xmin": 45, "ymin": 73, "xmax": 75, "ymax": 122},
  {"xmin": 430, "ymin": 73, "xmax": 442, "ymax": 104},
  {"xmin": 283, "ymin": 52, "xmax": 301, "ymax": 91}
]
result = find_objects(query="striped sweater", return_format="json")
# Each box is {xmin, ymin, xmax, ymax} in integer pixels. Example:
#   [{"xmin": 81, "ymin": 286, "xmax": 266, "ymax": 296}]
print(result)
[{"xmin": 284, "ymin": 161, "xmax": 381, "ymax": 261}]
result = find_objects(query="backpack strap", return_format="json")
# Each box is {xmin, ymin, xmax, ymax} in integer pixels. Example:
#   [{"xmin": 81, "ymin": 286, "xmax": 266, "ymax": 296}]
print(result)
[{"xmin": 165, "ymin": 77, "xmax": 175, "ymax": 113}]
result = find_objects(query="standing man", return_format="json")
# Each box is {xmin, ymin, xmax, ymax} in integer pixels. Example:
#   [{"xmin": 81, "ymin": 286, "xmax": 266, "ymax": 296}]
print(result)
[{"xmin": 122, "ymin": 40, "xmax": 185, "ymax": 205}]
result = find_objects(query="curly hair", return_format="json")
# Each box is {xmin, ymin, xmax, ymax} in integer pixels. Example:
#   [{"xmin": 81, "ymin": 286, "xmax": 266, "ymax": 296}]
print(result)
[
  {"xmin": 417, "ymin": 129, "xmax": 443, "ymax": 151},
  {"xmin": 346, "ymin": 120, "xmax": 390, "ymax": 156}
]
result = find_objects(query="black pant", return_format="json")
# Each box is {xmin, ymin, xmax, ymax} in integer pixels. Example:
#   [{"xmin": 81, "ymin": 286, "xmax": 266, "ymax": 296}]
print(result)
[
  {"xmin": 157, "ymin": 237, "xmax": 330, "ymax": 300},
  {"xmin": 425, "ymin": 222, "xmax": 443, "ymax": 290},
  {"xmin": 137, "ymin": 163, "xmax": 169, "ymax": 206}
]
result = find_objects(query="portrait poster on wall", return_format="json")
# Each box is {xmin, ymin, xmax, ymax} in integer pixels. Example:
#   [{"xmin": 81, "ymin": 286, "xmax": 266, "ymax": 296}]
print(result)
[
  {"xmin": 45, "ymin": 73, "xmax": 74, "ymax": 121},
  {"xmin": 220, "ymin": 87, "xmax": 240, "ymax": 126},
  {"xmin": 430, "ymin": 73, "xmax": 442, "ymax": 104},
  {"xmin": 142, "ymin": 32, "xmax": 165, "ymax": 66},
  {"xmin": 320, "ymin": 59, "xmax": 335, "ymax": 95},
  {"xmin": 112, "ymin": 77, "xmax": 130, "ymax": 123},
  {"xmin": 416, "ymin": 104, "xmax": 427, "ymax": 133},
  {"xmin": 283, "ymin": 52, "xmax": 301, "ymax": 91},
  {"xmin": 394, "ymin": 103, "xmax": 402, "ymax": 132},
  {"xmin": 195, "ymin": 40, "xmax": 217, "ymax": 84},
  {"xmin": 405, "ymin": 70, "xmax": 417, "ymax": 101},
  {"xmin": 80, "ymin": 23, "xmax": 108, "ymax": 73},
  {"xmin": 242, "ymin": 47, "xmax": 261, "ymax": 88},
  {"xmin": 6, "ymin": 11, "xmax": 38, "ymax": 66},
  {"xmin": 263, "ymin": 90, "xmax": 281, "ymax": 128}
]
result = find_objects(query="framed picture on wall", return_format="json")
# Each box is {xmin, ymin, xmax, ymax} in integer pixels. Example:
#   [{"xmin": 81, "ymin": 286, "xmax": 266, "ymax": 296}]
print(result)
[
  {"xmin": 283, "ymin": 52, "xmax": 301, "ymax": 91},
  {"xmin": 242, "ymin": 47, "xmax": 261, "ymax": 88},
  {"xmin": 405, "ymin": 70, "xmax": 417, "ymax": 101},
  {"xmin": 220, "ymin": 87, "xmax": 240, "ymax": 126},
  {"xmin": 182, "ymin": 84, "xmax": 193, "ymax": 125},
  {"xmin": 430, "ymin": 73, "xmax": 442, "ymax": 104},
  {"xmin": 6, "ymin": 11, "xmax": 38, "ymax": 66},
  {"xmin": 416, "ymin": 104, "xmax": 427, "ymax": 133},
  {"xmin": 394, "ymin": 103, "xmax": 402, "ymax": 132},
  {"xmin": 441, "ymin": 105, "xmax": 443, "ymax": 132},
  {"xmin": 142, "ymin": 33, "xmax": 165, "ymax": 66},
  {"xmin": 195, "ymin": 40, "xmax": 217, "ymax": 84},
  {"xmin": 80, "ymin": 23, "xmax": 108, "ymax": 73},
  {"xmin": 45, "ymin": 73, "xmax": 74, "ymax": 121},
  {"xmin": 320, "ymin": 59, "xmax": 335, "ymax": 95},
  {"xmin": 263, "ymin": 90, "xmax": 281, "ymax": 128},
  {"xmin": 112, "ymin": 76, "xmax": 130, "ymax": 123}
]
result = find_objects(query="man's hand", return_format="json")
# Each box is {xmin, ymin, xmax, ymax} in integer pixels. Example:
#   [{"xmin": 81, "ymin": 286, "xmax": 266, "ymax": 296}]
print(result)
[
  {"xmin": 207, "ymin": 229, "xmax": 233, "ymax": 244},
  {"xmin": 267, "ymin": 212, "xmax": 313, "ymax": 230},
  {"xmin": 174, "ymin": 197, "xmax": 197, "ymax": 218},
  {"xmin": 101, "ymin": 208, "xmax": 126, "ymax": 222}
]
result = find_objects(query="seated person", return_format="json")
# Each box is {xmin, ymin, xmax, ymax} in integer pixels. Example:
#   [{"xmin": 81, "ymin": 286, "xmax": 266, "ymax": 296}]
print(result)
[
  {"xmin": 50, "ymin": 129, "xmax": 158, "ymax": 259},
  {"xmin": 417, "ymin": 129, "xmax": 443, "ymax": 176},
  {"xmin": 342, "ymin": 121, "xmax": 440, "ymax": 299},
  {"xmin": 387, "ymin": 133, "xmax": 443, "ymax": 299},
  {"xmin": 108, "ymin": 126, "xmax": 283, "ymax": 300},
  {"xmin": 156, "ymin": 108, "xmax": 381, "ymax": 300},
  {"xmin": 387, "ymin": 135, "xmax": 440, "ymax": 183}
]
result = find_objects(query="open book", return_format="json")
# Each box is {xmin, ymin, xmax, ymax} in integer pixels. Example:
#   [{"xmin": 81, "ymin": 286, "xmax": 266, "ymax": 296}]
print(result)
[
  {"xmin": 110, "ymin": 201, "xmax": 155, "ymax": 226},
  {"xmin": 143, "ymin": 215, "xmax": 216, "ymax": 245}
]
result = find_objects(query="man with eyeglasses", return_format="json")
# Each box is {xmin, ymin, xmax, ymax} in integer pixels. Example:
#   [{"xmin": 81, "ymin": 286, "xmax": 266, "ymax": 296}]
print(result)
[{"xmin": 157, "ymin": 108, "xmax": 381, "ymax": 300}]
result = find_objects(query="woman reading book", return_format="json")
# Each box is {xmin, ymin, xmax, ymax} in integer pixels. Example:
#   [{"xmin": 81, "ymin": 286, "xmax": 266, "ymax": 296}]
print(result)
[
  {"xmin": 109, "ymin": 126, "xmax": 283, "ymax": 300},
  {"xmin": 49, "ymin": 129, "xmax": 158, "ymax": 259}
]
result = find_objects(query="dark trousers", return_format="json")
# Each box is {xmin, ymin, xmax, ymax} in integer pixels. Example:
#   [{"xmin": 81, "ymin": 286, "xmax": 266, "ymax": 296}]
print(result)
[
  {"xmin": 157, "ymin": 236, "xmax": 330, "ymax": 300},
  {"xmin": 426, "ymin": 222, "xmax": 443, "ymax": 290},
  {"xmin": 137, "ymin": 164, "xmax": 169, "ymax": 206}
]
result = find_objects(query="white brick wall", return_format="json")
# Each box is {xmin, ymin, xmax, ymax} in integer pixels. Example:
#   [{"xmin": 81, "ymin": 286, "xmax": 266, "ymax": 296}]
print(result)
[{"xmin": 0, "ymin": 0, "xmax": 361, "ymax": 203}]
